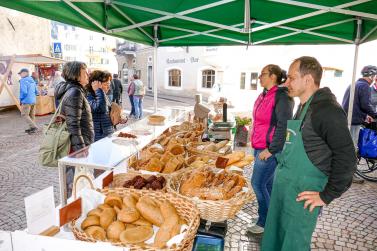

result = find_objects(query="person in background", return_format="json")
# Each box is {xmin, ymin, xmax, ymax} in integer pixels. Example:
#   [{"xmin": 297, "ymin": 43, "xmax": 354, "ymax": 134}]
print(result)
[
  {"xmin": 19, "ymin": 68, "xmax": 39, "ymax": 134},
  {"xmin": 262, "ymin": 56, "xmax": 356, "ymax": 251},
  {"xmin": 133, "ymin": 74, "xmax": 145, "ymax": 120},
  {"xmin": 370, "ymin": 75, "xmax": 377, "ymax": 111},
  {"xmin": 31, "ymin": 71, "xmax": 39, "ymax": 85},
  {"xmin": 86, "ymin": 70, "xmax": 114, "ymax": 141},
  {"xmin": 127, "ymin": 75, "xmax": 136, "ymax": 118},
  {"xmin": 248, "ymin": 64, "xmax": 294, "ymax": 234},
  {"xmin": 342, "ymin": 65, "xmax": 377, "ymax": 183},
  {"xmin": 106, "ymin": 76, "xmax": 114, "ymax": 103},
  {"xmin": 54, "ymin": 61, "xmax": 94, "ymax": 198},
  {"xmin": 51, "ymin": 71, "xmax": 65, "ymax": 89},
  {"xmin": 112, "ymin": 73, "xmax": 123, "ymax": 105}
]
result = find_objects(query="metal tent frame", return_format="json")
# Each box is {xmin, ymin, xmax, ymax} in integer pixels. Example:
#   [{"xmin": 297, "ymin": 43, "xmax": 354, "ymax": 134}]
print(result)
[{"xmin": 2, "ymin": 0, "xmax": 377, "ymax": 124}]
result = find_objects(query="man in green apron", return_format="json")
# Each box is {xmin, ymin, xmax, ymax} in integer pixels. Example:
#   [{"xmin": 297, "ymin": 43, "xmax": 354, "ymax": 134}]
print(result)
[{"xmin": 261, "ymin": 56, "xmax": 357, "ymax": 251}]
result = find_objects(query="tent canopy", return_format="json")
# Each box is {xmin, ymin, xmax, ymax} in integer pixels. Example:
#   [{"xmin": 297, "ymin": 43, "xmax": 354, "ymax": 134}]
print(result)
[
  {"xmin": 1, "ymin": 0, "xmax": 376, "ymax": 46},
  {"xmin": 0, "ymin": 54, "xmax": 66, "ymax": 64}
]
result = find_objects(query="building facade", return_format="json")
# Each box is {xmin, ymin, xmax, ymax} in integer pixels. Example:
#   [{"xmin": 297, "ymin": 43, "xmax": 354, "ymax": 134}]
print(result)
[{"xmin": 50, "ymin": 21, "xmax": 118, "ymax": 73}]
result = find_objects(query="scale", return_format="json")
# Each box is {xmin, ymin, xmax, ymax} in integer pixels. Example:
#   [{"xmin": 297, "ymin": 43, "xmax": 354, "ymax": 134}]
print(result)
[
  {"xmin": 192, "ymin": 220, "xmax": 227, "ymax": 251},
  {"xmin": 208, "ymin": 121, "xmax": 235, "ymax": 141}
]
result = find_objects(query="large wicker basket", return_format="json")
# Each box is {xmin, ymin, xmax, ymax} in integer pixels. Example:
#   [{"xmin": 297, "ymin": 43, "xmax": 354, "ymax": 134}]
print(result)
[
  {"xmin": 71, "ymin": 185, "xmax": 200, "ymax": 251},
  {"xmin": 167, "ymin": 169, "xmax": 255, "ymax": 222}
]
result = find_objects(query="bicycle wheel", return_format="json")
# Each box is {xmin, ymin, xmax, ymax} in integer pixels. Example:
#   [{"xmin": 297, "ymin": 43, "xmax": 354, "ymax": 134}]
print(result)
[{"xmin": 356, "ymin": 156, "xmax": 377, "ymax": 182}]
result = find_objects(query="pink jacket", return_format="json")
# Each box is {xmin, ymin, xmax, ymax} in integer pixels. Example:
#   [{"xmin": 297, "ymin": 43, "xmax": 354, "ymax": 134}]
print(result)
[{"xmin": 251, "ymin": 85, "xmax": 278, "ymax": 150}]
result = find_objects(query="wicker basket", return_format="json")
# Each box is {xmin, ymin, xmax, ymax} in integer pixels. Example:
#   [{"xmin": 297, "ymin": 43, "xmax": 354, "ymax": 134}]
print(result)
[
  {"xmin": 167, "ymin": 168, "xmax": 255, "ymax": 222},
  {"xmin": 71, "ymin": 176, "xmax": 200, "ymax": 251},
  {"xmin": 112, "ymin": 172, "xmax": 168, "ymax": 191},
  {"xmin": 186, "ymin": 142, "xmax": 226, "ymax": 159}
]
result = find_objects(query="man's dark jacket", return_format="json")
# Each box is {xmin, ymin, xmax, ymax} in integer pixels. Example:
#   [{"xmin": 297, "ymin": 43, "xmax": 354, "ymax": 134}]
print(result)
[{"xmin": 296, "ymin": 87, "xmax": 357, "ymax": 204}]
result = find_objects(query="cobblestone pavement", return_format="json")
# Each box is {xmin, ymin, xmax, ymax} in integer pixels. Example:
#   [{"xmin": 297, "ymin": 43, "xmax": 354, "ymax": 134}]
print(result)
[{"xmin": 1, "ymin": 95, "xmax": 377, "ymax": 251}]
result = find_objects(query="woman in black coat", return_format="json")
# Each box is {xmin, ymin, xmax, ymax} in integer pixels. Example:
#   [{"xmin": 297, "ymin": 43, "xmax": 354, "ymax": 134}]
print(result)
[
  {"xmin": 86, "ymin": 70, "xmax": 114, "ymax": 141},
  {"xmin": 55, "ymin": 61, "xmax": 94, "ymax": 152}
]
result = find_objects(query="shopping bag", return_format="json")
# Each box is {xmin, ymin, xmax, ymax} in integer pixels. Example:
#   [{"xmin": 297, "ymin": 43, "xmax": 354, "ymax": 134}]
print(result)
[
  {"xmin": 39, "ymin": 97, "xmax": 70, "ymax": 167},
  {"xmin": 358, "ymin": 127, "xmax": 377, "ymax": 159}
]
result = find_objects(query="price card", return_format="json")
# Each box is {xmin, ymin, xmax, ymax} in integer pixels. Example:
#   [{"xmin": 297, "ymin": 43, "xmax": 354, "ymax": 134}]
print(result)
[
  {"xmin": 59, "ymin": 198, "xmax": 82, "ymax": 227},
  {"xmin": 24, "ymin": 186, "xmax": 55, "ymax": 234},
  {"xmin": 102, "ymin": 171, "xmax": 114, "ymax": 188}
]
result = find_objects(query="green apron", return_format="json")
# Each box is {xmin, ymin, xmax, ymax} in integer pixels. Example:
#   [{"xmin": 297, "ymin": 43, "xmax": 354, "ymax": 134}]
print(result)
[{"xmin": 261, "ymin": 97, "xmax": 328, "ymax": 251}]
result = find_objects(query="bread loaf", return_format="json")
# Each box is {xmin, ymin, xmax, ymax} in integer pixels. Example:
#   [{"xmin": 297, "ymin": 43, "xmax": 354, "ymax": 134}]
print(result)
[
  {"xmin": 119, "ymin": 225, "xmax": 154, "ymax": 244},
  {"xmin": 136, "ymin": 196, "xmax": 164, "ymax": 227}
]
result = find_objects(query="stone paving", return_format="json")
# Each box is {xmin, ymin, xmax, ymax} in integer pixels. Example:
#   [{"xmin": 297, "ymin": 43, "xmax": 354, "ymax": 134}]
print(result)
[{"xmin": 1, "ymin": 95, "xmax": 377, "ymax": 250}]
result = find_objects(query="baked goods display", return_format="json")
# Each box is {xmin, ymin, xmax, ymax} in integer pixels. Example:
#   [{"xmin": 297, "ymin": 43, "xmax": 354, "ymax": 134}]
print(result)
[
  {"xmin": 215, "ymin": 151, "xmax": 254, "ymax": 168},
  {"xmin": 186, "ymin": 140, "xmax": 232, "ymax": 158},
  {"xmin": 179, "ymin": 168, "xmax": 247, "ymax": 200},
  {"xmin": 79, "ymin": 192, "xmax": 188, "ymax": 248},
  {"xmin": 117, "ymin": 132, "xmax": 137, "ymax": 139},
  {"xmin": 122, "ymin": 175, "xmax": 166, "ymax": 190}
]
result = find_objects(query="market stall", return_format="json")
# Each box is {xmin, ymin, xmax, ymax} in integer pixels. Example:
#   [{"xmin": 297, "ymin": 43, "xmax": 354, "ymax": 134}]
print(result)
[
  {"xmin": 0, "ymin": 106, "xmax": 254, "ymax": 250},
  {"xmin": 0, "ymin": 54, "xmax": 65, "ymax": 115}
]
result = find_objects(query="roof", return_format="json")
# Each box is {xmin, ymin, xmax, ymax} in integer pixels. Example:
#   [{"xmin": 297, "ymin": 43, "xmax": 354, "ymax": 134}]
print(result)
[
  {"xmin": 0, "ymin": 54, "xmax": 66, "ymax": 64},
  {"xmin": 0, "ymin": 1, "xmax": 376, "ymax": 46}
]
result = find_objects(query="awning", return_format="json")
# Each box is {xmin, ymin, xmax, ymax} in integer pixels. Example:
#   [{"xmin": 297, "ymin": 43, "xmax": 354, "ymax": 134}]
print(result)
[
  {"xmin": 0, "ymin": 1, "xmax": 376, "ymax": 47},
  {"xmin": 0, "ymin": 54, "xmax": 66, "ymax": 65}
]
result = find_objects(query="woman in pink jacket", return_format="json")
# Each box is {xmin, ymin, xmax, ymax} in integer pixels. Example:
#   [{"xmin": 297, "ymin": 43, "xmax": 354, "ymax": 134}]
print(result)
[{"xmin": 248, "ymin": 64, "xmax": 294, "ymax": 234}]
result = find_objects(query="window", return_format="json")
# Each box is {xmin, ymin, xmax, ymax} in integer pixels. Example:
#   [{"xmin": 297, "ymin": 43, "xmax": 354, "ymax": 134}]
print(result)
[
  {"xmin": 334, "ymin": 70, "xmax": 343, "ymax": 77},
  {"xmin": 202, "ymin": 69, "xmax": 215, "ymax": 88},
  {"xmin": 89, "ymin": 58, "xmax": 95, "ymax": 65},
  {"xmin": 240, "ymin": 72, "xmax": 246, "ymax": 89},
  {"xmin": 102, "ymin": 37, "xmax": 106, "ymax": 41},
  {"xmin": 89, "ymin": 46, "xmax": 93, "ymax": 53},
  {"xmin": 168, "ymin": 69, "xmax": 181, "ymax": 87},
  {"xmin": 89, "ymin": 35, "xmax": 93, "ymax": 40},
  {"xmin": 250, "ymin": 72, "xmax": 258, "ymax": 90},
  {"xmin": 101, "ymin": 58, "xmax": 104, "ymax": 64}
]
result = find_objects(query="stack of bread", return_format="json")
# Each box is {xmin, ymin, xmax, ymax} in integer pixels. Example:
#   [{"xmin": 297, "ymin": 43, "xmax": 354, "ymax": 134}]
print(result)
[
  {"xmin": 130, "ymin": 143, "xmax": 186, "ymax": 174},
  {"xmin": 191, "ymin": 140, "xmax": 231, "ymax": 155},
  {"xmin": 80, "ymin": 193, "xmax": 186, "ymax": 248},
  {"xmin": 179, "ymin": 168, "xmax": 247, "ymax": 200},
  {"xmin": 215, "ymin": 151, "xmax": 254, "ymax": 169}
]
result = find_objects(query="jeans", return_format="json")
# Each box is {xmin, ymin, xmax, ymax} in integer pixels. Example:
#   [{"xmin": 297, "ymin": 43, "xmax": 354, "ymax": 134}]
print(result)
[
  {"xmin": 350, "ymin": 125, "xmax": 361, "ymax": 149},
  {"xmin": 129, "ymin": 95, "xmax": 135, "ymax": 116},
  {"xmin": 251, "ymin": 149, "xmax": 277, "ymax": 227},
  {"xmin": 133, "ymin": 95, "xmax": 143, "ymax": 119}
]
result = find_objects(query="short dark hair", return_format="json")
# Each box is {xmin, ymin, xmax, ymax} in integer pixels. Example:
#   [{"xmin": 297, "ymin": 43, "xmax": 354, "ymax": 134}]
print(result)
[
  {"xmin": 133, "ymin": 74, "xmax": 139, "ymax": 79},
  {"xmin": 62, "ymin": 61, "xmax": 87, "ymax": 82},
  {"xmin": 265, "ymin": 64, "xmax": 287, "ymax": 85},
  {"xmin": 86, "ymin": 70, "xmax": 112, "ymax": 95},
  {"xmin": 292, "ymin": 56, "xmax": 323, "ymax": 86},
  {"xmin": 113, "ymin": 74, "xmax": 118, "ymax": 78}
]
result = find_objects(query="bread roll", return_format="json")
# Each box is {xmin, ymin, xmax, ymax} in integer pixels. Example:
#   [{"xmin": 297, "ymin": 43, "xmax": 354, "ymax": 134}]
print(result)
[
  {"xmin": 100, "ymin": 208, "xmax": 116, "ymax": 230},
  {"xmin": 153, "ymin": 201, "xmax": 180, "ymax": 248},
  {"xmin": 122, "ymin": 194, "xmax": 138, "ymax": 209},
  {"xmin": 81, "ymin": 215, "xmax": 100, "ymax": 230},
  {"xmin": 146, "ymin": 157, "xmax": 165, "ymax": 172},
  {"xmin": 107, "ymin": 221, "xmax": 126, "ymax": 241},
  {"xmin": 136, "ymin": 196, "xmax": 164, "ymax": 226},
  {"xmin": 119, "ymin": 225, "xmax": 154, "ymax": 244},
  {"xmin": 85, "ymin": 226, "xmax": 106, "ymax": 241},
  {"xmin": 104, "ymin": 193, "xmax": 123, "ymax": 208},
  {"xmin": 114, "ymin": 205, "xmax": 140, "ymax": 223},
  {"xmin": 215, "ymin": 140, "xmax": 228, "ymax": 151},
  {"xmin": 87, "ymin": 208, "xmax": 102, "ymax": 218}
]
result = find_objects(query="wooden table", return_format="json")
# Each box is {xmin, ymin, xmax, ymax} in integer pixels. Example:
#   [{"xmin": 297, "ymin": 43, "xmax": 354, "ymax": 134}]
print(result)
[{"xmin": 35, "ymin": 95, "xmax": 55, "ymax": 116}]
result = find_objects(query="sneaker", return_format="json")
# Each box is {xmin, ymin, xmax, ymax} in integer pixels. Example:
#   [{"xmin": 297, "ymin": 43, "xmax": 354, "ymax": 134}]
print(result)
[
  {"xmin": 27, "ymin": 127, "xmax": 38, "ymax": 134},
  {"xmin": 247, "ymin": 224, "xmax": 264, "ymax": 234},
  {"xmin": 352, "ymin": 174, "xmax": 365, "ymax": 184}
]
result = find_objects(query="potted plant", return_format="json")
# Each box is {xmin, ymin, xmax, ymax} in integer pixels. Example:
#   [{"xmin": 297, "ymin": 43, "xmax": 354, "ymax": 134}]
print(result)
[{"xmin": 235, "ymin": 116, "xmax": 252, "ymax": 147}]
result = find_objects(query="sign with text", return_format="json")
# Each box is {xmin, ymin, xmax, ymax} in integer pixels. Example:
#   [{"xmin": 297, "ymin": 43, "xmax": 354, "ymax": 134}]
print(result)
[{"xmin": 24, "ymin": 186, "xmax": 55, "ymax": 235}]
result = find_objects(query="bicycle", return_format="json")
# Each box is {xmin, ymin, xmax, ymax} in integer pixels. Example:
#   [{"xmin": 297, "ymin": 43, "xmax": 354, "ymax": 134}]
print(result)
[{"xmin": 356, "ymin": 122, "xmax": 377, "ymax": 182}]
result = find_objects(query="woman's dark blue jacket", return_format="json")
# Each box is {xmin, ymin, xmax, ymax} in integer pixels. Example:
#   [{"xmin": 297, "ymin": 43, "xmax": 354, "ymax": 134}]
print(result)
[{"xmin": 87, "ymin": 89, "xmax": 114, "ymax": 141}]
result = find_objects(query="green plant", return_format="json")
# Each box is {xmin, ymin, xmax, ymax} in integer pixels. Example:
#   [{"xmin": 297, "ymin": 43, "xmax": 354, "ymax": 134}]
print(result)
[{"xmin": 235, "ymin": 116, "xmax": 252, "ymax": 126}]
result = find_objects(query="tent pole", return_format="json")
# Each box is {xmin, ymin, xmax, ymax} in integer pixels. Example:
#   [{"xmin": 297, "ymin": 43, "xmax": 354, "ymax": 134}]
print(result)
[
  {"xmin": 153, "ymin": 25, "xmax": 158, "ymax": 113},
  {"xmin": 347, "ymin": 17, "xmax": 362, "ymax": 129}
]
